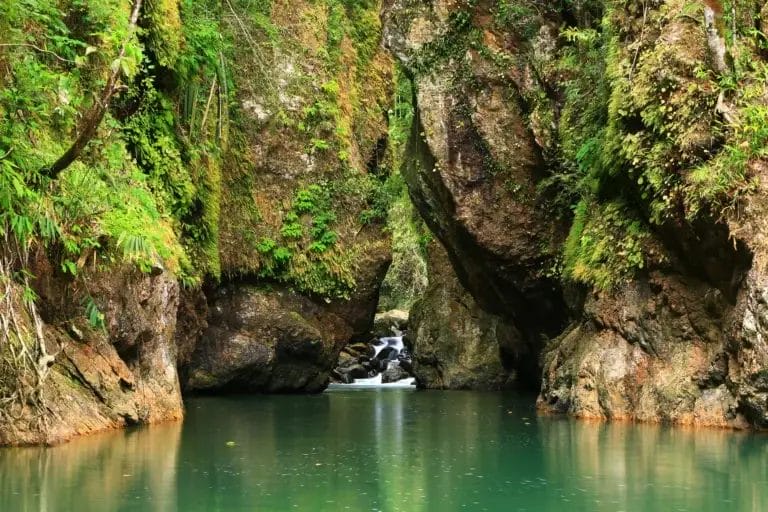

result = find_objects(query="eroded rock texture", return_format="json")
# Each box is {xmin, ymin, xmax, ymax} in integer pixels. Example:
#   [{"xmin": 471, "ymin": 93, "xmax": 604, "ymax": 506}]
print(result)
[
  {"xmin": 0, "ymin": 262, "xmax": 183, "ymax": 446},
  {"xmin": 182, "ymin": 284, "xmax": 355, "ymax": 393},
  {"xmin": 382, "ymin": 0, "xmax": 568, "ymax": 391}
]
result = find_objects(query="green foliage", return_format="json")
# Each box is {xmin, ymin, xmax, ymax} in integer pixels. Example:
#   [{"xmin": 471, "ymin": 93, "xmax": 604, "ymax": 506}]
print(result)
[
  {"xmin": 360, "ymin": 172, "xmax": 406, "ymax": 225},
  {"xmin": 324, "ymin": 0, "xmax": 346, "ymax": 70},
  {"xmin": 1, "ymin": 0, "xmax": 390, "ymax": 311},
  {"xmin": 412, "ymin": 4, "xmax": 483, "ymax": 75},
  {"xmin": 378, "ymin": 181, "xmax": 429, "ymax": 311},
  {"xmin": 280, "ymin": 219, "xmax": 304, "ymax": 240},
  {"xmin": 177, "ymin": 0, "xmax": 226, "ymax": 81},
  {"xmin": 124, "ymin": 83, "xmax": 195, "ymax": 222},
  {"xmin": 542, "ymin": 13, "xmax": 651, "ymax": 288},
  {"xmin": 563, "ymin": 200, "xmax": 649, "ymax": 289},
  {"xmin": 0, "ymin": 0, "xmax": 231, "ymax": 328},
  {"xmin": 341, "ymin": 0, "xmax": 380, "ymax": 70},
  {"xmin": 251, "ymin": 184, "xmax": 356, "ymax": 297},
  {"xmin": 684, "ymin": 64, "xmax": 768, "ymax": 217},
  {"xmin": 544, "ymin": 0, "xmax": 768, "ymax": 289},
  {"xmin": 83, "ymin": 296, "xmax": 106, "ymax": 330},
  {"xmin": 388, "ymin": 65, "xmax": 415, "ymax": 162},
  {"xmin": 494, "ymin": 1, "xmax": 539, "ymax": 38},
  {"xmin": 301, "ymin": 81, "xmax": 343, "ymax": 153}
]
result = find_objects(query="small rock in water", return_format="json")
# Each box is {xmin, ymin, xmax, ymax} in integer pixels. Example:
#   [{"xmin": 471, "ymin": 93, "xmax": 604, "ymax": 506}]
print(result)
[{"xmin": 382, "ymin": 363, "xmax": 410, "ymax": 383}]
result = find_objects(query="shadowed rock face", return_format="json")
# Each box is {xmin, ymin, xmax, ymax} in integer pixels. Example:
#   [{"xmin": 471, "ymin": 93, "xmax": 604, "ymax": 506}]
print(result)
[
  {"xmin": 382, "ymin": 0, "xmax": 568, "ymax": 383},
  {"xmin": 402, "ymin": 99, "xmax": 565, "ymax": 331},
  {"xmin": 410, "ymin": 241, "xmax": 523, "ymax": 390},
  {"xmin": 182, "ymin": 284, "xmax": 354, "ymax": 393}
]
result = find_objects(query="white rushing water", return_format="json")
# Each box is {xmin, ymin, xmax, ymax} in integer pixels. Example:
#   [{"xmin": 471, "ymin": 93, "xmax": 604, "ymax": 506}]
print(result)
[
  {"xmin": 326, "ymin": 377, "xmax": 416, "ymax": 390},
  {"xmin": 327, "ymin": 332, "xmax": 415, "ymax": 390},
  {"xmin": 372, "ymin": 335, "xmax": 405, "ymax": 359}
]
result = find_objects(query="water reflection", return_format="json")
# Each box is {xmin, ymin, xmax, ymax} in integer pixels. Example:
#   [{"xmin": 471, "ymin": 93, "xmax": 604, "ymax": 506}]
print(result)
[
  {"xmin": 1, "ymin": 392, "xmax": 767, "ymax": 511},
  {"xmin": 539, "ymin": 417, "xmax": 768, "ymax": 511},
  {"xmin": 0, "ymin": 421, "xmax": 181, "ymax": 512}
]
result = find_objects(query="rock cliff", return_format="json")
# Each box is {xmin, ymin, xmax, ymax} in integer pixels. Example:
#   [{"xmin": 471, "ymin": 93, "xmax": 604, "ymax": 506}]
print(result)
[
  {"xmin": 0, "ymin": 259, "xmax": 183, "ymax": 445},
  {"xmin": 410, "ymin": 240, "xmax": 523, "ymax": 390},
  {"xmin": 383, "ymin": 0, "xmax": 768, "ymax": 428}
]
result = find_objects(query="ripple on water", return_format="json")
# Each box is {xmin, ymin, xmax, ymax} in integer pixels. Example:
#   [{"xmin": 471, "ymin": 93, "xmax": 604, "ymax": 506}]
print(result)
[{"xmin": 0, "ymin": 391, "xmax": 767, "ymax": 511}]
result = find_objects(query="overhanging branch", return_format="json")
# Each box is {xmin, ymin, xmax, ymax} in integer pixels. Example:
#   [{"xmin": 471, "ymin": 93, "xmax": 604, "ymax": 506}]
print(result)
[{"xmin": 42, "ymin": 0, "xmax": 143, "ymax": 179}]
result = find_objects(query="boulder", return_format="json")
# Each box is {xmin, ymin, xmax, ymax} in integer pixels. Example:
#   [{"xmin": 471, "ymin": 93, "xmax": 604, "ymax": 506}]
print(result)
[
  {"xmin": 182, "ymin": 284, "xmax": 354, "ymax": 393},
  {"xmin": 373, "ymin": 309, "xmax": 410, "ymax": 337},
  {"xmin": 382, "ymin": 363, "xmax": 410, "ymax": 383},
  {"xmin": 336, "ymin": 364, "xmax": 369, "ymax": 381},
  {"xmin": 344, "ymin": 342, "xmax": 375, "ymax": 360}
]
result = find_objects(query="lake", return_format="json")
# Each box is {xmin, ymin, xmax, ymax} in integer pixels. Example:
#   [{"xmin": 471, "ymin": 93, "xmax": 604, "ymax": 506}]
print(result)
[{"xmin": 1, "ymin": 390, "xmax": 767, "ymax": 511}]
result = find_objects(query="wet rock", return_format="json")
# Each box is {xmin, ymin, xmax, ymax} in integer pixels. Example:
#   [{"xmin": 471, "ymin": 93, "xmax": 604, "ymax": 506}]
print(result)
[
  {"xmin": 175, "ymin": 287, "xmax": 209, "ymax": 369},
  {"xmin": 382, "ymin": 363, "xmax": 410, "ymax": 383},
  {"xmin": 409, "ymin": 241, "xmax": 523, "ymax": 390},
  {"xmin": 337, "ymin": 364, "xmax": 369, "ymax": 381},
  {"xmin": 373, "ymin": 309, "xmax": 409, "ymax": 337},
  {"xmin": 182, "ymin": 284, "xmax": 354, "ymax": 393},
  {"xmin": 344, "ymin": 342, "xmax": 375, "ymax": 360},
  {"xmin": 336, "ymin": 351, "xmax": 357, "ymax": 369},
  {"xmin": 377, "ymin": 347, "xmax": 400, "ymax": 362}
]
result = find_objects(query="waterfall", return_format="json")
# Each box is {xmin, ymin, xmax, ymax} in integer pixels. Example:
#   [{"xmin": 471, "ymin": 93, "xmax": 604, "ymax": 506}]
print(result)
[
  {"xmin": 372, "ymin": 335, "xmax": 405, "ymax": 359},
  {"xmin": 328, "ymin": 331, "xmax": 416, "ymax": 390}
]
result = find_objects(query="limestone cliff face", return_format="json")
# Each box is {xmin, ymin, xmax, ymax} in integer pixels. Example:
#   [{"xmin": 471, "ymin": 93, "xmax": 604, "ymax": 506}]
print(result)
[
  {"xmin": 175, "ymin": 0, "xmax": 395, "ymax": 393},
  {"xmin": 383, "ymin": 0, "xmax": 768, "ymax": 427},
  {"xmin": 179, "ymin": 0, "xmax": 395, "ymax": 389},
  {"xmin": 219, "ymin": 0, "xmax": 393, "ymax": 295},
  {"xmin": 382, "ymin": 0, "xmax": 566, "ymax": 329},
  {"xmin": 540, "ymin": 170, "xmax": 768, "ymax": 428},
  {"xmin": 0, "ymin": 260, "xmax": 183, "ymax": 446},
  {"xmin": 380, "ymin": 0, "xmax": 568, "ymax": 391}
]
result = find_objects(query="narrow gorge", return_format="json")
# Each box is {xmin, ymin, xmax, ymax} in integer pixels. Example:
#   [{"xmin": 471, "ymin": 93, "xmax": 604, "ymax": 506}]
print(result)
[
  {"xmin": 0, "ymin": 0, "xmax": 768, "ymax": 444},
  {"xmin": 5, "ymin": 1, "xmax": 768, "ymax": 510},
  {"xmin": 2, "ymin": 0, "xmax": 768, "ymax": 468}
]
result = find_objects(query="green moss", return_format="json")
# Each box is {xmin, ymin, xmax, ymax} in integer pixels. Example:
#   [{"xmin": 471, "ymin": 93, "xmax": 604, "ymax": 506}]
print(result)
[
  {"xmin": 538, "ymin": 0, "xmax": 764, "ymax": 288},
  {"xmin": 411, "ymin": 6, "xmax": 482, "ymax": 76},
  {"xmin": 143, "ymin": 0, "xmax": 184, "ymax": 67},
  {"xmin": 1, "ymin": 0, "xmax": 390, "ymax": 302},
  {"xmin": 248, "ymin": 183, "xmax": 358, "ymax": 298},
  {"xmin": 563, "ymin": 200, "xmax": 650, "ymax": 290}
]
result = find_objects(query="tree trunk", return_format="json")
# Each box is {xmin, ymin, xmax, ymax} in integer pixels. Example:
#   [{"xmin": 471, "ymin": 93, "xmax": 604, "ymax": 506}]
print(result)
[{"xmin": 43, "ymin": 0, "xmax": 143, "ymax": 179}]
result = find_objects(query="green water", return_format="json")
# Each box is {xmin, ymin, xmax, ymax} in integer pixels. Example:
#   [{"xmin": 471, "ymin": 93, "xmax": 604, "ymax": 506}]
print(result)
[{"xmin": 1, "ymin": 391, "xmax": 767, "ymax": 511}]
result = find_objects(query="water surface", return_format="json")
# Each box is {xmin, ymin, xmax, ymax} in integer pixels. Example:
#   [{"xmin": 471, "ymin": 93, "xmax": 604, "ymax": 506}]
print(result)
[{"xmin": 1, "ymin": 391, "xmax": 767, "ymax": 511}]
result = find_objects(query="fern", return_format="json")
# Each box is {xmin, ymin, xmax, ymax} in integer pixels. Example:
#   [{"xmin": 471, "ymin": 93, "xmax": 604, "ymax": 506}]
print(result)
[{"xmin": 83, "ymin": 296, "xmax": 106, "ymax": 330}]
